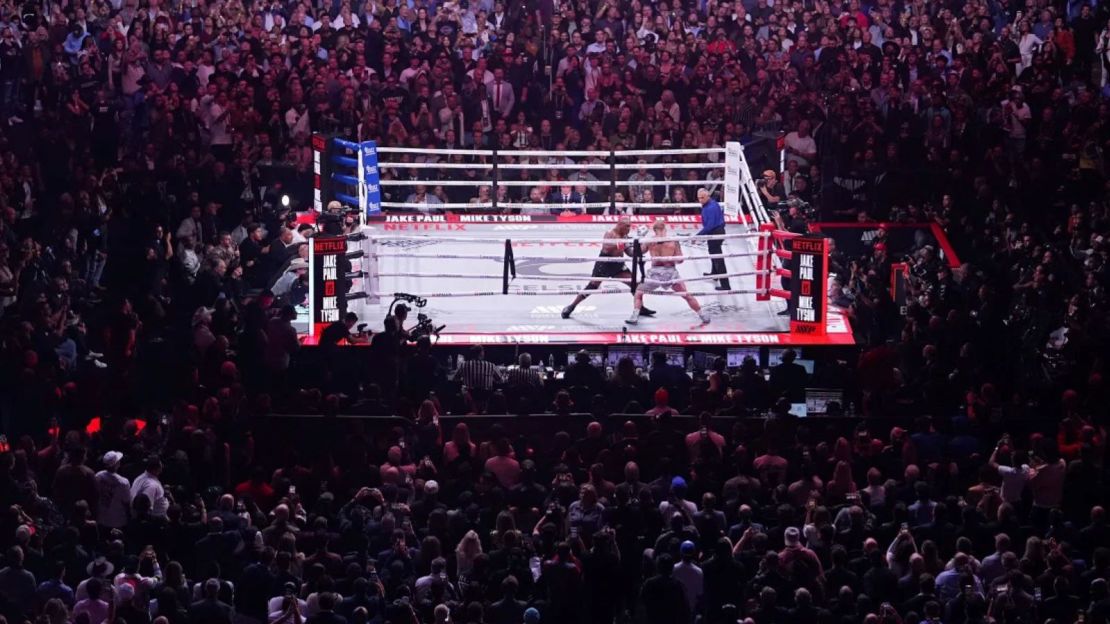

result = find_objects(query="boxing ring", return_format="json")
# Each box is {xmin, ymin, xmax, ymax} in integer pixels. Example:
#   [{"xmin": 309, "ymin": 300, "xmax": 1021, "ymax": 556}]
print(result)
[{"xmin": 305, "ymin": 141, "xmax": 855, "ymax": 347}]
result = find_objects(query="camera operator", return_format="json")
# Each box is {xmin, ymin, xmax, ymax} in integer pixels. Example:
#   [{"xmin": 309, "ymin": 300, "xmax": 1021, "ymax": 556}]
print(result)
[
  {"xmin": 777, "ymin": 201, "xmax": 810, "ymax": 235},
  {"xmin": 389, "ymin": 303, "xmax": 412, "ymax": 340},
  {"xmin": 318, "ymin": 200, "xmax": 349, "ymax": 236},
  {"xmin": 320, "ymin": 312, "xmax": 369, "ymax": 347},
  {"xmin": 370, "ymin": 315, "xmax": 406, "ymax": 398},
  {"xmin": 757, "ymin": 170, "xmax": 785, "ymax": 210}
]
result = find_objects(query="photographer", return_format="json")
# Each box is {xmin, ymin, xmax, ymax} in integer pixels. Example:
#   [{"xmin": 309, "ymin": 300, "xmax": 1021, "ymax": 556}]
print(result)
[{"xmin": 757, "ymin": 170, "xmax": 785, "ymax": 210}]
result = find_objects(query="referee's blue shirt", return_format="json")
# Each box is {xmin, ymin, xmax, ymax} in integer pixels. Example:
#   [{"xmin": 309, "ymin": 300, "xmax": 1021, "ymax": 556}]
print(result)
[{"xmin": 698, "ymin": 198, "xmax": 725, "ymax": 235}]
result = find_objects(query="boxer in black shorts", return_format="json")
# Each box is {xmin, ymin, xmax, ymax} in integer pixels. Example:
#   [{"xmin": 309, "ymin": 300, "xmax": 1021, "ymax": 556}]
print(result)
[{"xmin": 561, "ymin": 217, "xmax": 655, "ymax": 319}]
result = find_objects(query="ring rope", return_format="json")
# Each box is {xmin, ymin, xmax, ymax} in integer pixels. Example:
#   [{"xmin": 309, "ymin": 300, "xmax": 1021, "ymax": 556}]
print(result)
[
  {"xmin": 377, "ymin": 271, "xmax": 632, "ymax": 282},
  {"xmin": 379, "ymin": 179, "xmax": 720, "ymax": 187},
  {"xmin": 375, "ymin": 270, "xmax": 762, "ymax": 285},
  {"xmin": 366, "ymin": 233, "xmax": 767, "ymax": 244},
  {"xmin": 612, "ymin": 162, "xmax": 723, "ymax": 170},
  {"xmin": 378, "ymin": 147, "xmax": 495, "ymax": 156},
  {"xmin": 495, "ymin": 162, "xmax": 614, "ymax": 170},
  {"xmin": 616, "ymin": 148, "xmax": 726, "ymax": 156},
  {"xmin": 612, "ymin": 179, "xmax": 721, "ymax": 186},
  {"xmin": 379, "ymin": 201, "xmax": 494, "ymax": 209},
  {"xmin": 377, "ymin": 146, "xmax": 726, "ymax": 158},
  {"xmin": 496, "ymin": 202, "xmax": 610, "ymax": 210},
  {"xmin": 518, "ymin": 270, "xmax": 763, "ymax": 284},
  {"xmin": 615, "ymin": 202, "xmax": 702, "ymax": 209},
  {"xmin": 375, "ymin": 201, "xmax": 708, "ymax": 210},
  {"xmin": 379, "ymin": 162, "xmax": 494, "ymax": 170},
  {"xmin": 378, "ymin": 252, "xmax": 630, "ymax": 262},
  {"xmin": 375, "ymin": 251, "xmax": 761, "ymax": 262},
  {"xmin": 377, "ymin": 161, "xmax": 722, "ymax": 172},
  {"xmin": 485, "ymin": 149, "xmax": 602, "ymax": 158},
  {"xmin": 365, "ymin": 288, "xmax": 764, "ymax": 298}
]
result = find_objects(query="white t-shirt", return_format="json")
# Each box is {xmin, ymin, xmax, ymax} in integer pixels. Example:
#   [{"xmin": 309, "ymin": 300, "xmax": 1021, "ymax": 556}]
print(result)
[
  {"xmin": 95, "ymin": 470, "xmax": 132, "ymax": 528},
  {"xmin": 784, "ymin": 131, "xmax": 817, "ymax": 167},
  {"xmin": 659, "ymin": 498, "xmax": 697, "ymax": 519},
  {"xmin": 267, "ymin": 596, "xmax": 308, "ymax": 623},
  {"xmin": 1001, "ymin": 100, "xmax": 1032, "ymax": 139},
  {"xmin": 285, "ymin": 107, "xmax": 311, "ymax": 138},
  {"xmin": 672, "ymin": 560, "xmax": 703, "ymax": 612},
  {"xmin": 203, "ymin": 98, "xmax": 231, "ymax": 146},
  {"xmin": 131, "ymin": 471, "xmax": 169, "ymax": 518},
  {"xmin": 997, "ymin": 464, "xmax": 1031, "ymax": 503}
]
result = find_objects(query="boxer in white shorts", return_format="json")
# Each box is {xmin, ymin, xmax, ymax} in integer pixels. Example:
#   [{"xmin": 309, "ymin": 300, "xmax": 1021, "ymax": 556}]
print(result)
[{"xmin": 626, "ymin": 221, "xmax": 711, "ymax": 325}]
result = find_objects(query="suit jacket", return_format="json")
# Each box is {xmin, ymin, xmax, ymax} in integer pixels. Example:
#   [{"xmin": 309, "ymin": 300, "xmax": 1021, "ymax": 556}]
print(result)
[
  {"xmin": 546, "ymin": 191, "xmax": 582, "ymax": 205},
  {"xmin": 769, "ymin": 361, "xmax": 809, "ymax": 402},
  {"xmin": 488, "ymin": 80, "xmax": 515, "ymax": 118},
  {"xmin": 188, "ymin": 598, "xmax": 232, "ymax": 624},
  {"xmin": 546, "ymin": 191, "xmax": 583, "ymax": 214}
]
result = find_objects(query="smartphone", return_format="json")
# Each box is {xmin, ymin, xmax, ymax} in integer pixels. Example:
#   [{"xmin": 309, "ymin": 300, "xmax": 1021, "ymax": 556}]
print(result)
[
  {"xmin": 0, "ymin": 434, "xmax": 8, "ymax": 453},
  {"xmin": 289, "ymin": 485, "xmax": 296, "ymax": 495},
  {"xmin": 901, "ymin": 522, "xmax": 909, "ymax": 531}
]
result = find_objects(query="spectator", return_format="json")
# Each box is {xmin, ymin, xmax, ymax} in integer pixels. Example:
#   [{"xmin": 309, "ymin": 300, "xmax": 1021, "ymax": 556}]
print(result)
[
  {"xmin": 769, "ymin": 349, "xmax": 809, "ymax": 403},
  {"xmin": 188, "ymin": 578, "xmax": 232, "ymax": 624},
  {"xmin": 93, "ymin": 451, "xmax": 130, "ymax": 530},
  {"xmin": 52, "ymin": 448, "xmax": 97, "ymax": 517},
  {"xmin": 638, "ymin": 554, "xmax": 688, "ymax": 624},
  {"xmin": 130, "ymin": 457, "xmax": 169, "ymax": 520},
  {"xmin": 672, "ymin": 541, "xmax": 703, "ymax": 614},
  {"xmin": 72, "ymin": 577, "xmax": 110, "ymax": 624},
  {"xmin": 484, "ymin": 438, "xmax": 521, "ymax": 490},
  {"xmin": 0, "ymin": 546, "xmax": 36, "ymax": 618}
]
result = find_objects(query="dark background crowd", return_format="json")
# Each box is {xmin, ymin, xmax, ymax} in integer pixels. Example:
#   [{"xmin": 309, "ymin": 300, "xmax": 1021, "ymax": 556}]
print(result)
[{"xmin": 3, "ymin": 0, "xmax": 1110, "ymax": 622}]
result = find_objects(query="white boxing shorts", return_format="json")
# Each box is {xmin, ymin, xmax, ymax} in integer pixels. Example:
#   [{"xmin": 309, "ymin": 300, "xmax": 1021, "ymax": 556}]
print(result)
[{"xmin": 641, "ymin": 265, "xmax": 680, "ymax": 292}]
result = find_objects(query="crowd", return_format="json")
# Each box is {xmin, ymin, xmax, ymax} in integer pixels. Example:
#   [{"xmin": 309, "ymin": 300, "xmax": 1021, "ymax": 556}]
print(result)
[{"xmin": 2, "ymin": 0, "xmax": 1110, "ymax": 622}]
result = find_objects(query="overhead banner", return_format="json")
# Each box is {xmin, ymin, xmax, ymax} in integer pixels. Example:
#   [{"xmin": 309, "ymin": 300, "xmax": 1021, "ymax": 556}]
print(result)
[
  {"xmin": 308, "ymin": 236, "xmax": 349, "ymax": 339},
  {"xmin": 788, "ymin": 236, "xmax": 828, "ymax": 336}
]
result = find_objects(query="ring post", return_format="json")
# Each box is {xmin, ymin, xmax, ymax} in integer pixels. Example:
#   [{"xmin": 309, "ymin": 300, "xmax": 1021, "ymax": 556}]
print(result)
[
  {"xmin": 631, "ymin": 239, "xmax": 641, "ymax": 293},
  {"xmin": 608, "ymin": 149, "xmax": 617, "ymax": 215},
  {"xmin": 757, "ymin": 223, "xmax": 776, "ymax": 301},
  {"xmin": 502, "ymin": 239, "xmax": 515, "ymax": 294},
  {"xmin": 491, "ymin": 147, "xmax": 499, "ymax": 213}
]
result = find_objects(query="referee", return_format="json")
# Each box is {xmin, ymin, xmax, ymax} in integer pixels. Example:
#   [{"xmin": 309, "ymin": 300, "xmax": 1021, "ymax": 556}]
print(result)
[
  {"xmin": 453, "ymin": 345, "xmax": 505, "ymax": 399},
  {"xmin": 697, "ymin": 188, "xmax": 731, "ymax": 291}
]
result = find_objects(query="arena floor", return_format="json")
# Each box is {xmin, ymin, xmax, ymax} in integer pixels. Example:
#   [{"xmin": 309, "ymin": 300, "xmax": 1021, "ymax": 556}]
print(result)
[{"xmin": 338, "ymin": 217, "xmax": 854, "ymax": 346}]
